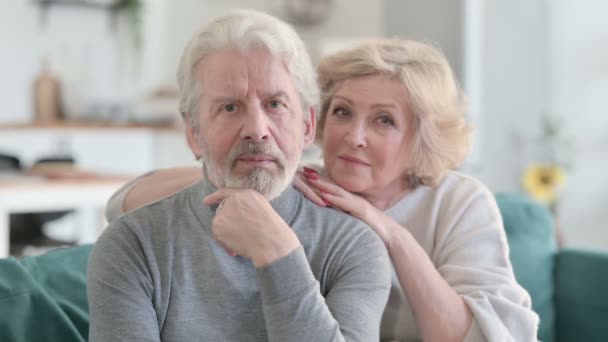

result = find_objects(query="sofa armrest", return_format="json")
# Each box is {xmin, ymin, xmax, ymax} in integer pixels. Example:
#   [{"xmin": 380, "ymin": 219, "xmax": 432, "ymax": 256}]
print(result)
[
  {"xmin": 0, "ymin": 245, "xmax": 92, "ymax": 342},
  {"xmin": 555, "ymin": 248, "xmax": 608, "ymax": 342}
]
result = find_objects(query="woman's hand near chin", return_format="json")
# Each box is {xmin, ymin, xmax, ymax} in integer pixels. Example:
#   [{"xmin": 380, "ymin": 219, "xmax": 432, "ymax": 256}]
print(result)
[
  {"xmin": 293, "ymin": 166, "xmax": 327, "ymax": 207},
  {"xmin": 294, "ymin": 166, "xmax": 393, "ymax": 245}
]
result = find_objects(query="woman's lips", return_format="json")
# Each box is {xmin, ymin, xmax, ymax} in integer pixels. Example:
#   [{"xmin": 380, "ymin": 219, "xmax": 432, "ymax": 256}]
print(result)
[{"xmin": 338, "ymin": 155, "xmax": 370, "ymax": 166}]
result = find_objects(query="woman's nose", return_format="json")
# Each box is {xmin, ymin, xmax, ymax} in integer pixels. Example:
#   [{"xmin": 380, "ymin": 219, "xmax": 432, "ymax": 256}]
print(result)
[{"xmin": 344, "ymin": 121, "xmax": 367, "ymax": 148}]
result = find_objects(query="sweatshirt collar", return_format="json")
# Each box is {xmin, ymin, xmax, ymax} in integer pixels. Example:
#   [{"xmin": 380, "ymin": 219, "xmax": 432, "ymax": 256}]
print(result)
[{"xmin": 188, "ymin": 174, "xmax": 300, "ymax": 232}]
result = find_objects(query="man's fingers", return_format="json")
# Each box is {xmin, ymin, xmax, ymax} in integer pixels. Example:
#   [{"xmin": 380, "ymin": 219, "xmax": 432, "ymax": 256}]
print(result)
[{"xmin": 203, "ymin": 188, "xmax": 239, "ymax": 205}]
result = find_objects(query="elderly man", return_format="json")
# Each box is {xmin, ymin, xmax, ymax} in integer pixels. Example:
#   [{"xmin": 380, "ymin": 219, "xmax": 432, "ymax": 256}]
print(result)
[{"xmin": 87, "ymin": 9, "xmax": 391, "ymax": 342}]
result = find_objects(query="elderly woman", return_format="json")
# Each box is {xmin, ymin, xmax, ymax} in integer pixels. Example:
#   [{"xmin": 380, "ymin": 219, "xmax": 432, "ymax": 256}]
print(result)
[{"xmin": 106, "ymin": 39, "xmax": 538, "ymax": 341}]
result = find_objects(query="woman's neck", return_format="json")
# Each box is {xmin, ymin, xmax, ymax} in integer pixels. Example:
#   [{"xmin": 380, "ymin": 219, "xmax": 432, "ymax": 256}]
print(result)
[{"xmin": 358, "ymin": 183, "xmax": 411, "ymax": 211}]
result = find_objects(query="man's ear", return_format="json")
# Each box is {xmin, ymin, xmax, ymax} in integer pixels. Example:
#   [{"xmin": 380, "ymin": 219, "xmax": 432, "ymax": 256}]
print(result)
[
  {"xmin": 185, "ymin": 121, "xmax": 203, "ymax": 160},
  {"xmin": 302, "ymin": 106, "xmax": 317, "ymax": 148}
]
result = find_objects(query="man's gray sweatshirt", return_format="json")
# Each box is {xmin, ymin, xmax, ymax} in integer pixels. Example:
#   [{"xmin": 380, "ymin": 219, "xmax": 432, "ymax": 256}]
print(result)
[{"xmin": 87, "ymin": 178, "xmax": 391, "ymax": 341}]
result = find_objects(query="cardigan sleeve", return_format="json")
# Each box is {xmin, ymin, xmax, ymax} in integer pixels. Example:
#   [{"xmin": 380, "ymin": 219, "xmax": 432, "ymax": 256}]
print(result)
[
  {"xmin": 105, "ymin": 171, "xmax": 155, "ymax": 222},
  {"xmin": 433, "ymin": 181, "xmax": 539, "ymax": 342}
]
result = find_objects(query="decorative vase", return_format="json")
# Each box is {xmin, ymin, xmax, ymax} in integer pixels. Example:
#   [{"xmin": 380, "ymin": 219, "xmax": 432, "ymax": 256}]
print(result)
[{"xmin": 33, "ymin": 57, "xmax": 64, "ymax": 123}]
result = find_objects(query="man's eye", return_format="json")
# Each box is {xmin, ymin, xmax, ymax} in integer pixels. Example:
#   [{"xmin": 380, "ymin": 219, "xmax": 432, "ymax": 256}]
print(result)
[
  {"xmin": 223, "ymin": 104, "xmax": 237, "ymax": 112},
  {"xmin": 268, "ymin": 100, "xmax": 282, "ymax": 109}
]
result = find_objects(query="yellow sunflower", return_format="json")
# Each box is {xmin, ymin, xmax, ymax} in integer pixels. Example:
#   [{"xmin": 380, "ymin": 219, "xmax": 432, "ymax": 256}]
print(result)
[{"xmin": 522, "ymin": 163, "xmax": 566, "ymax": 203}]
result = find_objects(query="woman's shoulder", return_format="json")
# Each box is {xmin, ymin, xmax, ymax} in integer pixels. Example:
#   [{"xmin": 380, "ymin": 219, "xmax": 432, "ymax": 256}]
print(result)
[
  {"xmin": 414, "ymin": 170, "xmax": 499, "ymax": 223},
  {"xmin": 432, "ymin": 170, "xmax": 494, "ymax": 202},
  {"xmin": 384, "ymin": 171, "xmax": 492, "ymax": 215},
  {"xmin": 432, "ymin": 171, "xmax": 503, "ymax": 232}
]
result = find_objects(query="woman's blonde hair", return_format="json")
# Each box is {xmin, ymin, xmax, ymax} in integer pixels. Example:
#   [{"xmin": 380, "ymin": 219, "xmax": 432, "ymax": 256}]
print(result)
[{"xmin": 317, "ymin": 38, "xmax": 472, "ymax": 186}]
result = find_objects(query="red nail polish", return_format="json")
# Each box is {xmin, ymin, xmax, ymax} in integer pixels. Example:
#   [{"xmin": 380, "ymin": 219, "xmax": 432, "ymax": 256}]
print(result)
[
  {"xmin": 307, "ymin": 172, "xmax": 319, "ymax": 180},
  {"xmin": 303, "ymin": 166, "xmax": 317, "ymax": 174}
]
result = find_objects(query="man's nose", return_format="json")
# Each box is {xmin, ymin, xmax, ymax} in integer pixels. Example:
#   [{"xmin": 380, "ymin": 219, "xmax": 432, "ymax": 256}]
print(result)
[
  {"xmin": 344, "ymin": 120, "xmax": 367, "ymax": 148},
  {"xmin": 240, "ymin": 104, "xmax": 270, "ymax": 142}
]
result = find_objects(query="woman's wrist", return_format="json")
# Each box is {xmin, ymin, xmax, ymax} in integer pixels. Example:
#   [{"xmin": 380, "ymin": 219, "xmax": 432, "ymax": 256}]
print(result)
[
  {"xmin": 362, "ymin": 204, "xmax": 395, "ymax": 248},
  {"xmin": 384, "ymin": 223, "xmax": 406, "ymax": 256}
]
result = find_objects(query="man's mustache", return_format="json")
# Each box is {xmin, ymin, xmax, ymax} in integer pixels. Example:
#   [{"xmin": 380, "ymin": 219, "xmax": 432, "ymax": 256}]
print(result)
[{"xmin": 227, "ymin": 142, "xmax": 286, "ymax": 170}]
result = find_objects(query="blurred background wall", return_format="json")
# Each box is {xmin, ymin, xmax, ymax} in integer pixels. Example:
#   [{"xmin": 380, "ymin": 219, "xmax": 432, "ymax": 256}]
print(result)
[{"xmin": 0, "ymin": 0, "xmax": 606, "ymax": 249}]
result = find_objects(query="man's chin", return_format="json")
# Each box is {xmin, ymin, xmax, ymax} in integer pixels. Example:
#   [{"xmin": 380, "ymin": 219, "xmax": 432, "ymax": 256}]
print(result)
[
  {"xmin": 233, "ymin": 162, "xmax": 277, "ymax": 175},
  {"xmin": 226, "ymin": 168, "xmax": 288, "ymax": 199},
  {"xmin": 227, "ymin": 168, "xmax": 272, "ymax": 186},
  {"xmin": 231, "ymin": 167, "xmax": 274, "ymax": 181}
]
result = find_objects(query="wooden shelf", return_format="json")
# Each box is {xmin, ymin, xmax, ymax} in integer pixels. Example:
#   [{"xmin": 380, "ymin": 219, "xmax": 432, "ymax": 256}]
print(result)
[
  {"xmin": 35, "ymin": 0, "xmax": 122, "ymax": 10},
  {"xmin": 0, "ymin": 120, "xmax": 181, "ymax": 131}
]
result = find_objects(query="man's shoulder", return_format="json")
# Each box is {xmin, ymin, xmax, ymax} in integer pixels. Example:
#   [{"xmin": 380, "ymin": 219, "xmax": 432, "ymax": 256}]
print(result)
[
  {"xmin": 294, "ymin": 194, "xmax": 384, "ymax": 249},
  {"xmin": 93, "ymin": 182, "xmax": 204, "ymax": 264},
  {"xmin": 102, "ymin": 182, "xmax": 201, "ymax": 245},
  {"xmin": 293, "ymin": 194, "xmax": 390, "ymax": 292},
  {"xmin": 296, "ymin": 193, "xmax": 367, "ymax": 227},
  {"xmin": 125, "ymin": 182, "xmax": 197, "ymax": 222}
]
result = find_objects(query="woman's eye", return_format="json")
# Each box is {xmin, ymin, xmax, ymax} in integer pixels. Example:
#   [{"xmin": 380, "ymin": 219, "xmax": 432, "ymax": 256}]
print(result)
[
  {"xmin": 376, "ymin": 115, "xmax": 395, "ymax": 126},
  {"xmin": 332, "ymin": 107, "xmax": 350, "ymax": 117}
]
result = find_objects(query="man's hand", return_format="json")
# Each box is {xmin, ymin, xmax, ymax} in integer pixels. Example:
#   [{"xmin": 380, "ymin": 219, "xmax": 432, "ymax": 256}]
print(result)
[{"xmin": 204, "ymin": 188, "xmax": 301, "ymax": 267}]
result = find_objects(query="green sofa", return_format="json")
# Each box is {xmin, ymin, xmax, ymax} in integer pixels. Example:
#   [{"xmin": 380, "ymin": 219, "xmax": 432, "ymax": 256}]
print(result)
[
  {"xmin": 495, "ymin": 193, "xmax": 608, "ymax": 342},
  {"xmin": 1, "ymin": 193, "xmax": 607, "ymax": 342}
]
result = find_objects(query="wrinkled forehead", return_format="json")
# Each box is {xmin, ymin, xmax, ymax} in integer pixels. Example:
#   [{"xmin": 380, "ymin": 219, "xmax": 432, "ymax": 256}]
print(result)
[{"xmin": 196, "ymin": 47, "xmax": 296, "ymax": 99}]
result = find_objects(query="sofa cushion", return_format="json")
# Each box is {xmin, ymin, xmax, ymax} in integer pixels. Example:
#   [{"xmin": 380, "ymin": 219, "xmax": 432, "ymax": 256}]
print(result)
[
  {"xmin": 555, "ymin": 249, "xmax": 608, "ymax": 342},
  {"xmin": 0, "ymin": 244, "xmax": 92, "ymax": 342},
  {"xmin": 495, "ymin": 192, "xmax": 557, "ymax": 342}
]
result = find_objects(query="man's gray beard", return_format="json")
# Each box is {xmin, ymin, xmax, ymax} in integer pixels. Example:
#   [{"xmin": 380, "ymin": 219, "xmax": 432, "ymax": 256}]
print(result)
[
  {"xmin": 202, "ymin": 141, "xmax": 299, "ymax": 200},
  {"xmin": 225, "ymin": 166, "xmax": 282, "ymax": 199}
]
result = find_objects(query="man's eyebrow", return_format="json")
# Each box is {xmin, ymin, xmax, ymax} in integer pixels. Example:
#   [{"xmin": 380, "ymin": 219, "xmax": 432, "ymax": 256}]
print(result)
[
  {"xmin": 209, "ymin": 96, "xmax": 240, "ymax": 105},
  {"xmin": 265, "ymin": 91, "xmax": 290, "ymax": 99}
]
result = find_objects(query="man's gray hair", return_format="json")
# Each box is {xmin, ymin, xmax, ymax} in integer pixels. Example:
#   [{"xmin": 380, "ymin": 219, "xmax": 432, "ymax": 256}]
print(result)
[{"xmin": 177, "ymin": 9, "xmax": 320, "ymax": 129}]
